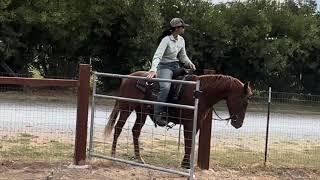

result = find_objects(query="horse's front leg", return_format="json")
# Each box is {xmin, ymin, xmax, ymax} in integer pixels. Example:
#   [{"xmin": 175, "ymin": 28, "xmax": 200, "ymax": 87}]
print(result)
[
  {"xmin": 132, "ymin": 111, "xmax": 147, "ymax": 163},
  {"xmin": 181, "ymin": 123, "xmax": 199, "ymax": 169},
  {"xmin": 181, "ymin": 123, "xmax": 192, "ymax": 169}
]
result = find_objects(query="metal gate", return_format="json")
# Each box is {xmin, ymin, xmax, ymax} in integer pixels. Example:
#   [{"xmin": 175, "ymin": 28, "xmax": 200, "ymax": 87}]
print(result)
[{"xmin": 88, "ymin": 72, "xmax": 200, "ymax": 179}]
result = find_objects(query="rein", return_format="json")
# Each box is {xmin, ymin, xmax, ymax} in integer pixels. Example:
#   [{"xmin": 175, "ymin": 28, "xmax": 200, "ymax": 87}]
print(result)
[{"xmin": 212, "ymin": 108, "xmax": 237, "ymax": 122}]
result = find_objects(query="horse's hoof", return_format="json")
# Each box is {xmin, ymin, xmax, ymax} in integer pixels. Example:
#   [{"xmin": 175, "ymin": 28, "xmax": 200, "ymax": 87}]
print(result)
[
  {"xmin": 135, "ymin": 157, "xmax": 145, "ymax": 164},
  {"xmin": 181, "ymin": 161, "xmax": 190, "ymax": 169},
  {"xmin": 181, "ymin": 160, "xmax": 191, "ymax": 169}
]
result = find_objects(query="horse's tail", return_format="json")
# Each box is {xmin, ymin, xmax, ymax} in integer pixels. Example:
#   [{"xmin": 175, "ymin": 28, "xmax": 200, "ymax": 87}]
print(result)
[{"xmin": 104, "ymin": 101, "xmax": 120, "ymax": 137}]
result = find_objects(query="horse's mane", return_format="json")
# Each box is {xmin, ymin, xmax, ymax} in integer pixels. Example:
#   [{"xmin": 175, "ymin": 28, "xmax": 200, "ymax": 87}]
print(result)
[{"xmin": 198, "ymin": 74, "xmax": 243, "ymax": 91}]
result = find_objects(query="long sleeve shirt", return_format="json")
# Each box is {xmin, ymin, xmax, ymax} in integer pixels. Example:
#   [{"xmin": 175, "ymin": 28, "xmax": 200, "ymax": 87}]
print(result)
[{"xmin": 149, "ymin": 35, "xmax": 192, "ymax": 72}]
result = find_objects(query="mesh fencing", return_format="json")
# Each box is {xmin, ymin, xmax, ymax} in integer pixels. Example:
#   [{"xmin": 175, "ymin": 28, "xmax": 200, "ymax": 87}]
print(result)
[
  {"xmin": 0, "ymin": 81, "xmax": 319, "ymax": 170},
  {"xmin": 0, "ymin": 85, "xmax": 77, "ymax": 163},
  {"xmin": 267, "ymin": 92, "xmax": 320, "ymax": 168},
  {"xmin": 211, "ymin": 91, "xmax": 320, "ymax": 169}
]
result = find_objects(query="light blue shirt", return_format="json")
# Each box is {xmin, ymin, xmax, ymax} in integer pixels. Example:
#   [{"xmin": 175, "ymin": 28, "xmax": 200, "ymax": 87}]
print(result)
[{"xmin": 150, "ymin": 35, "xmax": 192, "ymax": 72}]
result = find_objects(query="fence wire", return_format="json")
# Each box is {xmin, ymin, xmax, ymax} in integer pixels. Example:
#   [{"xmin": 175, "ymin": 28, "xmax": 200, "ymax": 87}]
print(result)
[
  {"xmin": 1, "ymin": 80, "xmax": 319, "ymax": 170},
  {"xmin": 0, "ymin": 85, "xmax": 77, "ymax": 163},
  {"xmin": 267, "ymin": 92, "xmax": 320, "ymax": 168},
  {"xmin": 211, "ymin": 91, "xmax": 320, "ymax": 169}
]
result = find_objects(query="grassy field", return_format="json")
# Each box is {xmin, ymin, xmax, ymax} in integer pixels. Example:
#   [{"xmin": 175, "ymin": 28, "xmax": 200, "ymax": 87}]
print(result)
[
  {"xmin": 1, "ymin": 133, "xmax": 319, "ymax": 170},
  {"xmin": 0, "ymin": 133, "xmax": 73, "ymax": 163}
]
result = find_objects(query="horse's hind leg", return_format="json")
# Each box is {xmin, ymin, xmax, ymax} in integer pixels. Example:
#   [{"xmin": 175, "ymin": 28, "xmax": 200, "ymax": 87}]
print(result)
[
  {"xmin": 132, "ymin": 109, "xmax": 147, "ymax": 163},
  {"xmin": 111, "ymin": 107, "xmax": 132, "ymax": 157}
]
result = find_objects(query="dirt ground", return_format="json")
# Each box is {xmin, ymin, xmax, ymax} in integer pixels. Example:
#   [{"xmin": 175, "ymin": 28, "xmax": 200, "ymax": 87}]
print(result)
[{"xmin": 0, "ymin": 160, "xmax": 319, "ymax": 180}]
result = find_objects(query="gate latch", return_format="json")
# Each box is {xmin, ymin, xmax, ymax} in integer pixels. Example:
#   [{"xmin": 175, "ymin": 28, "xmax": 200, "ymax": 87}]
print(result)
[{"xmin": 193, "ymin": 90, "xmax": 203, "ymax": 99}]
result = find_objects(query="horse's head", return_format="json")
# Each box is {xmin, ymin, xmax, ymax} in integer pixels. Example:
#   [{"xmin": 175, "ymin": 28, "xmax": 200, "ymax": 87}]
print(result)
[{"xmin": 226, "ymin": 82, "xmax": 252, "ymax": 129}]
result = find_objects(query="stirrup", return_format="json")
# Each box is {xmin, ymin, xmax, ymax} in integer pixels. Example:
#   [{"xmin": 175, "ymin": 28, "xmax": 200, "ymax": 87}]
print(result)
[
  {"xmin": 166, "ymin": 122, "xmax": 176, "ymax": 130},
  {"xmin": 154, "ymin": 112, "xmax": 168, "ymax": 127}
]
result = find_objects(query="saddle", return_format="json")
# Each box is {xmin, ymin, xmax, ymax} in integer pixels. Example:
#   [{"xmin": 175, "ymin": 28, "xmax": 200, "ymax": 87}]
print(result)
[{"xmin": 136, "ymin": 68, "xmax": 193, "ymax": 103}]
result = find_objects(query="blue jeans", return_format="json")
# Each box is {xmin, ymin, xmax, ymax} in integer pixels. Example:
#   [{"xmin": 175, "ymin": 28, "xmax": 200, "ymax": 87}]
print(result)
[{"xmin": 154, "ymin": 61, "xmax": 180, "ymax": 116}]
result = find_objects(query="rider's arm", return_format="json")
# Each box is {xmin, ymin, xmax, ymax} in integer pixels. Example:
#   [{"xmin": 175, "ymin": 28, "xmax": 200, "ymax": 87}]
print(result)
[
  {"xmin": 150, "ymin": 37, "xmax": 169, "ymax": 72},
  {"xmin": 179, "ymin": 38, "xmax": 193, "ymax": 67}
]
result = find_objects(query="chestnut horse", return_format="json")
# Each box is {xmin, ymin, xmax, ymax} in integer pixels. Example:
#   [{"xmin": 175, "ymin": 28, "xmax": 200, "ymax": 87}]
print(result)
[{"xmin": 104, "ymin": 71, "xmax": 252, "ymax": 169}]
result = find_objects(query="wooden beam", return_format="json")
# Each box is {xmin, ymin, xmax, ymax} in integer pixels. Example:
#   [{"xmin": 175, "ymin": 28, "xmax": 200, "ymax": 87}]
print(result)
[{"xmin": 0, "ymin": 77, "xmax": 78, "ymax": 87}]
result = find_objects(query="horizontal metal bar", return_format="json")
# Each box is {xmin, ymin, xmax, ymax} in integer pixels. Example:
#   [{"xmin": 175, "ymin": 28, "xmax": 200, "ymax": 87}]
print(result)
[
  {"xmin": 94, "ymin": 72, "xmax": 197, "ymax": 85},
  {"xmin": 91, "ymin": 153, "xmax": 190, "ymax": 177},
  {"xmin": 94, "ymin": 94, "xmax": 195, "ymax": 110}
]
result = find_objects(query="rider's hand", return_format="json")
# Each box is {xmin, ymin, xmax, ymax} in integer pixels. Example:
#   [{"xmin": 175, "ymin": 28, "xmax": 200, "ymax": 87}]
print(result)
[
  {"xmin": 189, "ymin": 63, "xmax": 196, "ymax": 71},
  {"xmin": 147, "ymin": 71, "xmax": 157, "ymax": 79}
]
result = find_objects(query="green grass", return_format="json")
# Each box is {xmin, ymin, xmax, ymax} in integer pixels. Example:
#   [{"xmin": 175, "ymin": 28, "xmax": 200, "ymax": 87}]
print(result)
[
  {"xmin": 210, "ymin": 148, "xmax": 264, "ymax": 168},
  {"xmin": 210, "ymin": 145, "xmax": 320, "ymax": 169},
  {"xmin": 0, "ymin": 133, "xmax": 73, "ymax": 162},
  {"xmin": 1, "ymin": 133, "xmax": 319, "ymax": 170},
  {"xmin": 92, "ymin": 138, "xmax": 320, "ymax": 170},
  {"xmin": 267, "ymin": 146, "xmax": 320, "ymax": 168}
]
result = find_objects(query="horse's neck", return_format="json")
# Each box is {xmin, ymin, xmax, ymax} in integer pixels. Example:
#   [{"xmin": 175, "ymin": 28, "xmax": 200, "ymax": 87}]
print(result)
[{"xmin": 200, "ymin": 76, "xmax": 232, "ymax": 106}]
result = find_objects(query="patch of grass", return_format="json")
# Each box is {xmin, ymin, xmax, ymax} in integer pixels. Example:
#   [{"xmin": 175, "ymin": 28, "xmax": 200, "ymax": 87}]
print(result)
[
  {"xmin": 2, "ymin": 133, "xmax": 318, "ymax": 171},
  {"xmin": 156, "ymin": 139, "xmax": 179, "ymax": 146},
  {"xmin": 279, "ymin": 140, "xmax": 300, "ymax": 145},
  {"xmin": 210, "ymin": 145, "xmax": 320, "ymax": 169},
  {"xmin": 4, "ymin": 133, "xmax": 35, "ymax": 144},
  {"xmin": 30, "ymin": 67, "xmax": 43, "ymax": 78},
  {"xmin": 93, "ymin": 139, "xmax": 183, "ymax": 168},
  {"xmin": 143, "ymin": 151, "xmax": 181, "ymax": 167},
  {"xmin": 92, "ymin": 138, "xmax": 320, "ymax": 170},
  {"xmin": 210, "ymin": 148, "xmax": 264, "ymax": 168},
  {"xmin": 19, "ymin": 133, "xmax": 35, "ymax": 138},
  {"xmin": 268, "ymin": 147, "xmax": 320, "ymax": 168},
  {"xmin": 0, "ymin": 135, "xmax": 73, "ymax": 162}
]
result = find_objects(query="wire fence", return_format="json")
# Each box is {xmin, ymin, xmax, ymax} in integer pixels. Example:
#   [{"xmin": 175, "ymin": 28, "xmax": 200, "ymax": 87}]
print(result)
[
  {"xmin": 0, "ymin": 85, "xmax": 77, "ymax": 163},
  {"xmin": 0, "ymin": 82, "xmax": 319, "ymax": 170},
  {"xmin": 211, "ymin": 90, "xmax": 320, "ymax": 169}
]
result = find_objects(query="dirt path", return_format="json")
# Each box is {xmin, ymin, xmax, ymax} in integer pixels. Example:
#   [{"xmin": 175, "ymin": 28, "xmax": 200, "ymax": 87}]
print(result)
[{"xmin": 0, "ymin": 160, "xmax": 319, "ymax": 180}]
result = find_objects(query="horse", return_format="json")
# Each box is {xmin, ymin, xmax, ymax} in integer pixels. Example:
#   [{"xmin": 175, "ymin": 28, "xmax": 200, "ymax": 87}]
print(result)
[{"xmin": 104, "ymin": 71, "xmax": 253, "ymax": 169}]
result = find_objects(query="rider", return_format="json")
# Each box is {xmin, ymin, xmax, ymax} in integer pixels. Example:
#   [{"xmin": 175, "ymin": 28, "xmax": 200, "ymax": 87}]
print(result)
[{"xmin": 147, "ymin": 18, "xmax": 196, "ymax": 127}]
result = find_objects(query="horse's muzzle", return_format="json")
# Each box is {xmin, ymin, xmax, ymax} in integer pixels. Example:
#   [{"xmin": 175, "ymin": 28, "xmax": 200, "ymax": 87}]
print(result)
[
  {"xmin": 230, "ymin": 114, "xmax": 238, "ymax": 122},
  {"xmin": 230, "ymin": 114, "xmax": 242, "ymax": 129}
]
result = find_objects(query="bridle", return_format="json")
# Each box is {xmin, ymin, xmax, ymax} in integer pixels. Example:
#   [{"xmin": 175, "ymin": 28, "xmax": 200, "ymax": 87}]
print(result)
[
  {"xmin": 212, "ymin": 94, "xmax": 249, "ymax": 123},
  {"xmin": 212, "ymin": 108, "xmax": 238, "ymax": 123}
]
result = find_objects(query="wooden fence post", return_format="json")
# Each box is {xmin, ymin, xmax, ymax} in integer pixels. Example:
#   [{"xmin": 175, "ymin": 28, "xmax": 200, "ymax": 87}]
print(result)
[
  {"xmin": 197, "ymin": 69, "xmax": 216, "ymax": 169},
  {"xmin": 74, "ymin": 64, "xmax": 90, "ymax": 165}
]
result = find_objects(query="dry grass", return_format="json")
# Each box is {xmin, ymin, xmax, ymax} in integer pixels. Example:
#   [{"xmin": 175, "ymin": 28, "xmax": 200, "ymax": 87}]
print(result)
[
  {"xmin": 0, "ymin": 133, "xmax": 319, "ymax": 179},
  {"xmin": 2, "ymin": 133, "xmax": 319, "ymax": 168}
]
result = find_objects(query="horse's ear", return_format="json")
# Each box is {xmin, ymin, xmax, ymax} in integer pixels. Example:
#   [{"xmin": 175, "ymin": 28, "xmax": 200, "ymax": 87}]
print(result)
[{"xmin": 244, "ymin": 81, "xmax": 250, "ymax": 94}]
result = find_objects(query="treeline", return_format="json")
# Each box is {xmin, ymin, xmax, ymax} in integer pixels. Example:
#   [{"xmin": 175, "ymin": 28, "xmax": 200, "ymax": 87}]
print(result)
[{"xmin": 0, "ymin": 0, "xmax": 319, "ymax": 93}]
